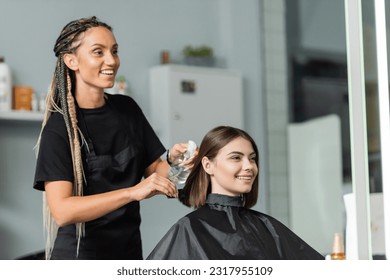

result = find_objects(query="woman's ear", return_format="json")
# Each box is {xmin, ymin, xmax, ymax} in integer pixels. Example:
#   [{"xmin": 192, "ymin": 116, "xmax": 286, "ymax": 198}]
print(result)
[
  {"xmin": 63, "ymin": 53, "xmax": 78, "ymax": 71},
  {"xmin": 202, "ymin": 156, "xmax": 213, "ymax": 175}
]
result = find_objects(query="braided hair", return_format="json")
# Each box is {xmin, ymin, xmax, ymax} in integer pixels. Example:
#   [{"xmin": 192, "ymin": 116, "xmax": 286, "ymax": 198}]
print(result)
[{"xmin": 36, "ymin": 16, "xmax": 112, "ymax": 259}]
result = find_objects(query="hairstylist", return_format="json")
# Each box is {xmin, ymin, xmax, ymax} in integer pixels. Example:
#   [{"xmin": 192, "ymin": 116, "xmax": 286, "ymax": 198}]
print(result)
[{"xmin": 33, "ymin": 16, "xmax": 190, "ymax": 260}]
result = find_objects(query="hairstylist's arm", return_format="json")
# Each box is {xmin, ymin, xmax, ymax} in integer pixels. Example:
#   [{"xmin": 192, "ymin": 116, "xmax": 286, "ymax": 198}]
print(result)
[{"xmin": 45, "ymin": 174, "xmax": 177, "ymax": 227}]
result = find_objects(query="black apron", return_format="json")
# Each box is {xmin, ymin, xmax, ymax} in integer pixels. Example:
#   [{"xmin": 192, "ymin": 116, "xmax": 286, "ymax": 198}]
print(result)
[{"xmin": 51, "ymin": 99, "xmax": 143, "ymax": 260}]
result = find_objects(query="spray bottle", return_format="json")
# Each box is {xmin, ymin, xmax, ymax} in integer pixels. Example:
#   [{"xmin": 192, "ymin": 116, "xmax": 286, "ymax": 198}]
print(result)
[{"xmin": 168, "ymin": 140, "xmax": 197, "ymax": 186}]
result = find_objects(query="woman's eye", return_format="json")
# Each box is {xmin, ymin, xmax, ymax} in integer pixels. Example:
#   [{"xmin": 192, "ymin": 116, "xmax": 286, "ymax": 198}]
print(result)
[{"xmin": 93, "ymin": 49, "xmax": 103, "ymax": 55}]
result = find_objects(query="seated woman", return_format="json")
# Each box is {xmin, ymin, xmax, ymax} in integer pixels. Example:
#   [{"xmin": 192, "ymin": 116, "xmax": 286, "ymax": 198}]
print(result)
[{"xmin": 147, "ymin": 126, "xmax": 324, "ymax": 260}]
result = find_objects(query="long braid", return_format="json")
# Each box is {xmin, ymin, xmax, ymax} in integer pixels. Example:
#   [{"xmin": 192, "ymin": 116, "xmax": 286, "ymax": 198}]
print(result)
[
  {"xmin": 34, "ymin": 16, "xmax": 112, "ymax": 259},
  {"xmin": 66, "ymin": 72, "xmax": 83, "ymax": 197},
  {"xmin": 66, "ymin": 72, "xmax": 85, "ymax": 254}
]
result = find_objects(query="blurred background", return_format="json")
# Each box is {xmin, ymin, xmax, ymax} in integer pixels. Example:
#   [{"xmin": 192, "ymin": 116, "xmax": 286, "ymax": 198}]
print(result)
[{"xmin": 0, "ymin": 0, "xmax": 387, "ymax": 260}]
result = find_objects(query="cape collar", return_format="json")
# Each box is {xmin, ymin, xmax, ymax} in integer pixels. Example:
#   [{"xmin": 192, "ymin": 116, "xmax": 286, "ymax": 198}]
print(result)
[{"xmin": 206, "ymin": 193, "xmax": 245, "ymax": 207}]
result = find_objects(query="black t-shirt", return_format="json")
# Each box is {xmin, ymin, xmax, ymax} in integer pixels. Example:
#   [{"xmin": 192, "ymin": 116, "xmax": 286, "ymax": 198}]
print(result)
[
  {"xmin": 34, "ymin": 94, "xmax": 165, "ymax": 190},
  {"xmin": 33, "ymin": 93, "xmax": 166, "ymax": 259}
]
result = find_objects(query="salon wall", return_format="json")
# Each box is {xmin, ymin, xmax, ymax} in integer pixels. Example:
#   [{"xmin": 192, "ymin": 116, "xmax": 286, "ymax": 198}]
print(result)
[{"xmin": 0, "ymin": 0, "xmax": 267, "ymax": 259}]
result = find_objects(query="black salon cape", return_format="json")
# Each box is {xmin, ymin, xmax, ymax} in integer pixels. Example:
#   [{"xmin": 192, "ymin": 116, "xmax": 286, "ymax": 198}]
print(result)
[{"xmin": 147, "ymin": 193, "xmax": 324, "ymax": 260}]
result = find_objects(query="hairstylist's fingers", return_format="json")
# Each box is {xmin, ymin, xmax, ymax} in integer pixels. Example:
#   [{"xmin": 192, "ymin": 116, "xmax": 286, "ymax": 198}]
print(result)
[
  {"xmin": 154, "ymin": 175, "xmax": 177, "ymax": 197},
  {"xmin": 140, "ymin": 173, "xmax": 177, "ymax": 199},
  {"xmin": 181, "ymin": 150, "xmax": 198, "ymax": 169},
  {"xmin": 169, "ymin": 143, "xmax": 187, "ymax": 160}
]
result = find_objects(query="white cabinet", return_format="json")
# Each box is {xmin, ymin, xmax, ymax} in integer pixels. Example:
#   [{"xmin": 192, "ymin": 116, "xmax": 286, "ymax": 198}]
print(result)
[{"xmin": 149, "ymin": 65, "xmax": 244, "ymax": 147}]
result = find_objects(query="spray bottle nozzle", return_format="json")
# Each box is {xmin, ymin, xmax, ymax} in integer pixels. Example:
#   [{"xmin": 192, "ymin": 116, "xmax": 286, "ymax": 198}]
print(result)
[{"xmin": 185, "ymin": 140, "xmax": 197, "ymax": 158}]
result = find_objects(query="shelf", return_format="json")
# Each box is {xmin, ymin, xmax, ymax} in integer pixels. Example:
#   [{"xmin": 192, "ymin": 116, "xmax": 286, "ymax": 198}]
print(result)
[{"xmin": 0, "ymin": 110, "xmax": 44, "ymax": 122}]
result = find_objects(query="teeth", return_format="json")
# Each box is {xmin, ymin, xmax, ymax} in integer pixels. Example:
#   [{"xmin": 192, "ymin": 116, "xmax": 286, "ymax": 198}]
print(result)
[
  {"xmin": 100, "ymin": 70, "xmax": 114, "ymax": 75},
  {"xmin": 236, "ymin": 176, "xmax": 252, "ymax": 180}
]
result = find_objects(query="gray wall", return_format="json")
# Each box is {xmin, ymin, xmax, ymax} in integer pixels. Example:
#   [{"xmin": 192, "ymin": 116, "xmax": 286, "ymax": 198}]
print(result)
[{"xmin": 0, "ymin": 0, "xmax": 267, "ymax": 259}]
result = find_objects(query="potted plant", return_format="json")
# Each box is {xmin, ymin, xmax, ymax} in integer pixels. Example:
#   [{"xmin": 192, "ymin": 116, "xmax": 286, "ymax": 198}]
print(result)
[{"xmin": 183, "ymin": 45, "xmax": 214, "ymax": 67}]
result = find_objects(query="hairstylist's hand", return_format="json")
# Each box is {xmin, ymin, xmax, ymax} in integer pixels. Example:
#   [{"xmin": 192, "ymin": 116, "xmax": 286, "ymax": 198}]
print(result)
[
  {"xmin": 168, "ymin": 142, "xmax": 198, "ymax": 171},
  {"xmin": 167, "ymin": 143, "xmax": 187, "ymax": 163},
  {"xmin": 131, "ymin": 173, "xmax": 177, "ymax": 200}
]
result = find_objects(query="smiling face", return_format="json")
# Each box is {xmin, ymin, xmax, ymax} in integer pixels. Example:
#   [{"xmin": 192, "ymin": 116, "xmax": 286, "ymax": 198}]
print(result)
[
  {"xmin": 64, "ymin": 26, "xmax": 120, "ymax": 95},
  {"xmin": 202, "ymin": 136, "xmax": 258, "ymax": 197}
]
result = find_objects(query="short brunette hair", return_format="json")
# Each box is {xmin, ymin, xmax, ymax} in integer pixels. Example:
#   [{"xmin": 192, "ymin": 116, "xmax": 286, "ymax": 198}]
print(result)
[{"xmin": 179, "ymin": 126, "xmax": 259, "ymax": 208}]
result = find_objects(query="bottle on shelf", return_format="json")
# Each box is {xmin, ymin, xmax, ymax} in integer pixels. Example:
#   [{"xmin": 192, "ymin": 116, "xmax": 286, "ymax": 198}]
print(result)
[
  {"xmin": 39, "ymin": 94, "xmax": 46, "ymax": 112},
  {"xmin": 31, "ymin": 93, "xmax": 38, "ymax": 112},
  {"xmin": 168, "ymin": 140, "xmax": 197, "ymax": 186},
  {"xmin": 0, "ymin": 56, "xmax": 12, "ymax": 111},
  {"xmin": 331, "ymin": 232, "xmax": 346, "ymax": 260}
]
